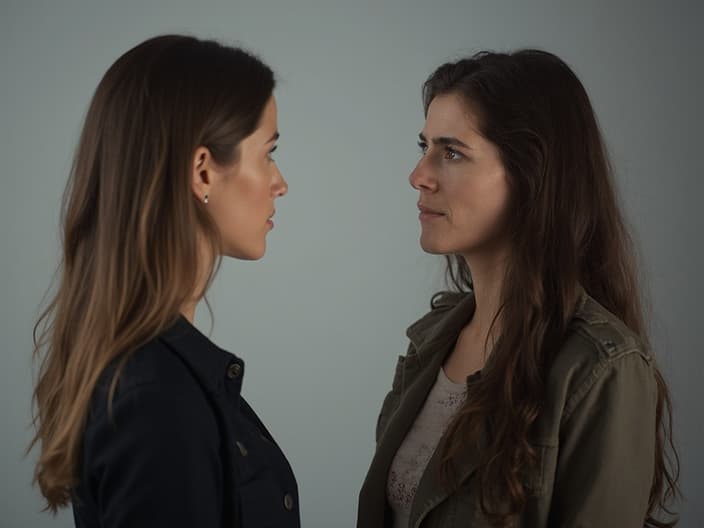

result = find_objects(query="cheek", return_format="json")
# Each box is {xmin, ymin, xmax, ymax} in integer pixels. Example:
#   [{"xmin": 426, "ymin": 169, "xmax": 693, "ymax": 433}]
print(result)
[
  {"xmin": 450, "ymin": 170, "xmax": 510, "ymax": 229},
  {"xmin": 211, "ymin": 181, "xmax": 254, "ymax": 236},
  {"xmin": 215, "ymin": 177, "xmax": 269, "ymax": 258},
  {"xmin": 482, "ymin": 178, "xmax": 510, "ymax": 222},
  {"xmin": 227, "ymin": 171, "xmax": 270, "ymax": 215}
]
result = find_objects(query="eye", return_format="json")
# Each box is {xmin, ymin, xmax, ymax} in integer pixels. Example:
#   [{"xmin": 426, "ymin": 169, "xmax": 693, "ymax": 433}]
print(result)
[
  {"xmin": 417, "ymin": 141, "xmax": 428, "ymax": 155},
  {"xmin": 267, "ymin": 144, "xmax": 278, "ymax": 162},
  {"xmin": 443, "ymin": 147, "xmax": 463, "ymax": 161}
]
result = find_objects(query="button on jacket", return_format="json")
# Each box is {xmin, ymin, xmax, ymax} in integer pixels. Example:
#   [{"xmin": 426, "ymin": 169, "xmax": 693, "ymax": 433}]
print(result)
[
  {"xmin": 358, "ymin": 289, "xmax": 658, "ymax": 528},
  {"xmin": 72, "ymin": 315, "xmax": 300, "ymax": 528}
]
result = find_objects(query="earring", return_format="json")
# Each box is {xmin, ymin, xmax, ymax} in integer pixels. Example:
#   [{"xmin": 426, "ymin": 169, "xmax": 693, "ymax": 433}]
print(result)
[{"xmin": 204, "ymin": 194, "xmax": 209, "ymax": 204}]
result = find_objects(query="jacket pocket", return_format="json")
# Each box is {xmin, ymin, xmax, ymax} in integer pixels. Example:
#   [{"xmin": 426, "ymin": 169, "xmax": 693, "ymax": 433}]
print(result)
[
  {"xmin": 449, "ymin": 444, "xmax": 556, "ymax": 526},
  {"xmin": 522, "ymin": 443, "xmax": 557, "ymax": 498}
]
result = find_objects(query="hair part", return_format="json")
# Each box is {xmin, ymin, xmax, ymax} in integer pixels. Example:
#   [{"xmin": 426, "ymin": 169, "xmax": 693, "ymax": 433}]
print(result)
[
  {"xmin": 30, "ymin": 34, "xmax": 275, "ymax": 511},
  {"xmin": 424, "ymin": 49, "xmax": 679, "ymax": 526}
]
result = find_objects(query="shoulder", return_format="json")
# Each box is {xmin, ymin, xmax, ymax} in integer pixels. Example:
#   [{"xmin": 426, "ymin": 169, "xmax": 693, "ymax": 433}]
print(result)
[
  {"xmin": 560, "ymin": 292, "xmax": 652, "ymax": 369},
  {"xmin": 548, "ymin": 293, "xmax": 656, "ymax": 422},
  {"xmin": 571, "ymin": 293, "xmax": 650, "ymax": 361},
  {"xmin": 83, "ymin": 338, "xmax": 222, "ymax": 470},
  {"xmin": 89, "ymin": 335, "xmax": 213, "ymax": 424},
  {"xmin": 79, "ymin": 339, "xmax": 226, "ymax": 525}
]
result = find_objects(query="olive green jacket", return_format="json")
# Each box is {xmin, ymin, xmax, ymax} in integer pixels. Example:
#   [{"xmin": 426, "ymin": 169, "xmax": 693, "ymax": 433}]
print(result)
[{"xmin": 357, "ymin": 290, "xmax": 657, "ymax": 528}]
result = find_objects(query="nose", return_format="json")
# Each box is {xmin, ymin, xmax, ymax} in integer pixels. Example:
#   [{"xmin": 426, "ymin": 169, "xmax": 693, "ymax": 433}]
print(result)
[
  {"xmin": 273, "ymin": 166, "xmax": 288, "ymax": 197},
  {"xmin": 409, "ymin": 157, "xmax": 438, "ymax": 192}
]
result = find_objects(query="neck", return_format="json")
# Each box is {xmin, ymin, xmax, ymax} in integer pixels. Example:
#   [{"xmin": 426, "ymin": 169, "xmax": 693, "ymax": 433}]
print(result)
[
  {"xmin": 461, "ymin": 248, "xmax": 508, "ymax": 342},
  {"xmin": 180, "ymin": 235, "xmax": 216, "ymax": 325},
  {"xmin": 180, "ymin": 302, "xmax": 197, "ymax": 324}
]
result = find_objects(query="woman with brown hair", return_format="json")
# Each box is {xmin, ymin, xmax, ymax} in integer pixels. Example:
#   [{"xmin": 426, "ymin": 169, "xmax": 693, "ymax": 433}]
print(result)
[
  {"xmin": 30, "ymin": 35, "xmax": 299, "ymax": 527},
  {"xmin": 358, "ymin": 50, "xmax": 679, "ymax": 527}
]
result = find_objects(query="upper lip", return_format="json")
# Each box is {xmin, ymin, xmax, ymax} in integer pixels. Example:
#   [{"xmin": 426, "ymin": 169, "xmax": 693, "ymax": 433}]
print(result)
[
  {"xmin": 418, "ymin": 203, "xmax": 444, "ymax": 215},
  {"xmin": 269, "ymin": 210, "xmax": 275, "ymax": 219}
]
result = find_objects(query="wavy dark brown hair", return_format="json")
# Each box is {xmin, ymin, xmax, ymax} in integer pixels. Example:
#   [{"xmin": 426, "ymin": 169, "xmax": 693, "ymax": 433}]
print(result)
[
  {"xmin": 29, "ymin": 34, "xmax": 275, "ymax": 512},
  {"xmin": 425, "ymin": 50, "xmax": 679, "ymax": 526}
]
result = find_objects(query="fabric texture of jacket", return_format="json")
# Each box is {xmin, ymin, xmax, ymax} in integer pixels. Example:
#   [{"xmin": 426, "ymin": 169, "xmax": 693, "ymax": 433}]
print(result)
[
  {"xmin": 72, "ymin": 315, "xmax": 300, "ymax": 528},
  {"xmin": 358, "ymin": 289, "xmax": 658, "ymax": 528}
]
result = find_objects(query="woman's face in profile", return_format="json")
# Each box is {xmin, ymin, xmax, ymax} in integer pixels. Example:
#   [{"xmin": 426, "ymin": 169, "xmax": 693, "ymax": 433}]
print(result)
[
  {"xmin": 410, "ymin": 93, "xmax": 510, "ymax": 260},
  {"xmin": 206, "ymin": 96, "xmax": 287, "ymax": 260}
]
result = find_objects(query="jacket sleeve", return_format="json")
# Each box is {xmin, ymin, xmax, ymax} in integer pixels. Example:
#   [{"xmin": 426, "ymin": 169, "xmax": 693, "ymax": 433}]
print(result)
[
  {"xmin": 82, "ymin": 382, "xmax": 223, "ymax": 528},
  {"xmin": 550, "ymin": 352, "xmax": 657, "ymax": 526}
]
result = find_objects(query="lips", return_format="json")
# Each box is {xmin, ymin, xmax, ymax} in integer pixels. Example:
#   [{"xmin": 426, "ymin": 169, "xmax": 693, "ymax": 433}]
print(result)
[
  {"xmin": 417, "ymin": 203, "xmax": 445, "ymax": 223},
  {"xmin": 417, "ymin": 204, "xmax": 444, "ymax": 215}
]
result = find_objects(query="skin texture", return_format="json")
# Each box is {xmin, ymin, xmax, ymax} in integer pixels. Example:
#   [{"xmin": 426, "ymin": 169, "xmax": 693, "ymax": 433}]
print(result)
[
  {"xmin": 182, "ymin": 96, "xmax": 287, "ymax": 321},
  {"xmin": 410, "ymin": 93, "xmax": 509, "ymax": 261},
  {"xmin": 192, "ymin": 95, "xmax": 287, "ymax": 260},
  {"xmin": 410, "ymin": 93, "xmax": 510, "ymax": 381}
]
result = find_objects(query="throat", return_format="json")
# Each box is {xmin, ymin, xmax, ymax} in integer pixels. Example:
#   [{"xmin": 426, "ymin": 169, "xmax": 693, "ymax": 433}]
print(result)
[{"xmin": 443, "ymin": 323, "xmax": 494, "ymax": 383}]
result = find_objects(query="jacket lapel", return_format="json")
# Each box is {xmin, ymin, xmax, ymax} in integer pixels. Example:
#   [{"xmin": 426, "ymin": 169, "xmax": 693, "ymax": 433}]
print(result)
[
  {"xmin": 358, "ymin": 347, "xmax": 447, "ymax": 527},
  {"xmin": 408, "ymin": 428, "xmax": 485, "ymax": 527},
  {"xmin": 358, "ymin": 293, "xmax": 476, "ymax": 527}
]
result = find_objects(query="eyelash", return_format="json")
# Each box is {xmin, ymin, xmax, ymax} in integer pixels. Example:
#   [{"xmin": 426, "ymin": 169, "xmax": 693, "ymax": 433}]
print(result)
[
  {"xmin": 267, "ymin": 145, "xmax": 278, "ymax": 161},
  {"xmin": 443, "ymin": 147, "xmax": 462, "ymax": 161},
  {"xmin": 417, "ymin": 141, "xmax": 463, "ymax": 161}
]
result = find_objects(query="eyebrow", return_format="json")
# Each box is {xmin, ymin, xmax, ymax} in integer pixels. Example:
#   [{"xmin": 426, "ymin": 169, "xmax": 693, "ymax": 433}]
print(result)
[
  {"xmin": 418, "ymin": 132, "xmax": 470, "ymax": 149},
  {"xmin": 267, "ymin": 131, "xmax": 280, "ymax": 144}
]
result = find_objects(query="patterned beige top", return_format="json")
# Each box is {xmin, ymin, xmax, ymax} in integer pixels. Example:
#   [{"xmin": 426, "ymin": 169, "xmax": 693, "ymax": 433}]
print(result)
[{"xmin": 387, "ymin": 367, "xmax": 468, "ymax": 528}]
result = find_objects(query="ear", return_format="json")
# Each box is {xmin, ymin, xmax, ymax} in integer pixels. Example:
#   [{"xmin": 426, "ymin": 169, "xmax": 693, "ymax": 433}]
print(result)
[{"xmin": 191, "ymin": 146, "xmax": 215, "ymax": 203}]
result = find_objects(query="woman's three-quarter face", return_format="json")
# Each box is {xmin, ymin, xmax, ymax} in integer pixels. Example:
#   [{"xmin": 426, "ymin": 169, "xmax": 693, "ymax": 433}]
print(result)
[
  {"xmin": 410, "ymin": 93, "xmax": 510, "ymax": 259},
  {"xmin": 208, "ymin": 96, "xmax": 288, "ymax": 260}
]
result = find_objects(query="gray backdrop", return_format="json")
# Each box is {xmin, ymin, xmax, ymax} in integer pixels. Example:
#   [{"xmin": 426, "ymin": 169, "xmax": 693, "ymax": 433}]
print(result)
[{"xmin": 2, "ymin": 0, "xmax": 702, "ymax": 526}]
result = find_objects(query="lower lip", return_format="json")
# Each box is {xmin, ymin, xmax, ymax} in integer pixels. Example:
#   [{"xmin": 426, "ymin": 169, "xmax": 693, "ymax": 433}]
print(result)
[
  {"xmin": 419, "ymin": 212, "xmax": 445, "ymax": 222},
  {"xmin": 267, "ymin": 219, "xmax": 274, "ymax": 228}
]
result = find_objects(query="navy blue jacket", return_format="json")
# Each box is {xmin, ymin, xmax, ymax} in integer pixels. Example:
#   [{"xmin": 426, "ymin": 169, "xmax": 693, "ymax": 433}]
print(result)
[{"xmin": 72, "ymin": 315, "xmax": 300, "ymax": 528}]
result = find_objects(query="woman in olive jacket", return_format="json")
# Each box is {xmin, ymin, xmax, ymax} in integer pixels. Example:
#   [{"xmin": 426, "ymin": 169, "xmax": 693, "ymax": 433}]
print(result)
[
  {"xmin": 31, "ymin": 35, "xmax": 299, "ymax": 527},
  {"xmin": 358, "ymin": 50, "xmax": 679, "ymax": 528}
]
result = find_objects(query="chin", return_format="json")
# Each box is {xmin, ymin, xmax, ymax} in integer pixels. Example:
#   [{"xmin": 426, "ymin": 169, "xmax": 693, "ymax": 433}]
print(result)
[
  {"xmin": 225, "ymin": 243, "xmax": 266, "ymax": 261},
  {"xmin": 419, "ymin": 235, "xmax": 451, "ymax": 255}
]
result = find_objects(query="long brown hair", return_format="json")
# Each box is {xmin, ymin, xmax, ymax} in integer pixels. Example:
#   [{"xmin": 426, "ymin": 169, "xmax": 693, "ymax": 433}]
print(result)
[
  {"xmin": 30, "ymin": 34, "xmax": 275, "ymax": 512},
  {"xmin": 425, "ymin": 50, "xmax": 679, "ymax": 526}
]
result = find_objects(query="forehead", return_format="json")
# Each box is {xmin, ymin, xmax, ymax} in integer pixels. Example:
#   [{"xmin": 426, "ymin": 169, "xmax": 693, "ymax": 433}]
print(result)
[
  {"xmin": 258, "ymin": 96, "xmax": 277, "ymax": 129},
  {"xmin": 423, "ymin": 94, "xmax": 482, "ymax": 139},
  {"xmin": 242, "ymin": 96, "xmax": 277, "ymax": 146}
]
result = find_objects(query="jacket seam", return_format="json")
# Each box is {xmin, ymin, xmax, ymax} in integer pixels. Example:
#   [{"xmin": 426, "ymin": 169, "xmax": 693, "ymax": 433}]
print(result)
[{"xmin": 561, "ymin": 334, "xmax": 648, "ymax": 424}]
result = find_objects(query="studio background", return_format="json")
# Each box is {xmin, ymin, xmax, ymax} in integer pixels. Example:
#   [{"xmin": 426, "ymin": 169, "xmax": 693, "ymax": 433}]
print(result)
[{"xmin": 2, "ymin": 1, "xmax": 701, "ymax": 526}]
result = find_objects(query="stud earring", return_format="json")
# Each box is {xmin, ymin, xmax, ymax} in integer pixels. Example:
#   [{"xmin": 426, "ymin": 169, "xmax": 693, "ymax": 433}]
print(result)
[{"xmin": 204, "ymin": 194, "xmax": 209, "ymax": 204}]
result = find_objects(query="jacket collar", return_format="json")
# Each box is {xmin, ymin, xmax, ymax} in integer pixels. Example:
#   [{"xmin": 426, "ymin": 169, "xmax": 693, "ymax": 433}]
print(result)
[
  {"xmin": 572, "ymin": 285, "xmax": 610, "ymax": 325},
  {"xmin": 358, "ymin": 291, "xmax": 478, "ymax": 527},
  {"xmin": 404, "ymin": 286, "xmax": 593, "ymax": 525},
  {"xmin": 158, "ymin": 315, "xmax": 244, "ymax": 397},
  {"xmin": 406, "ymin": 291, "xmax": 476, "ymax": 368},
  {"xmin": 404, "ymin": 292, "xmax": 483, "ymax": 526}
]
